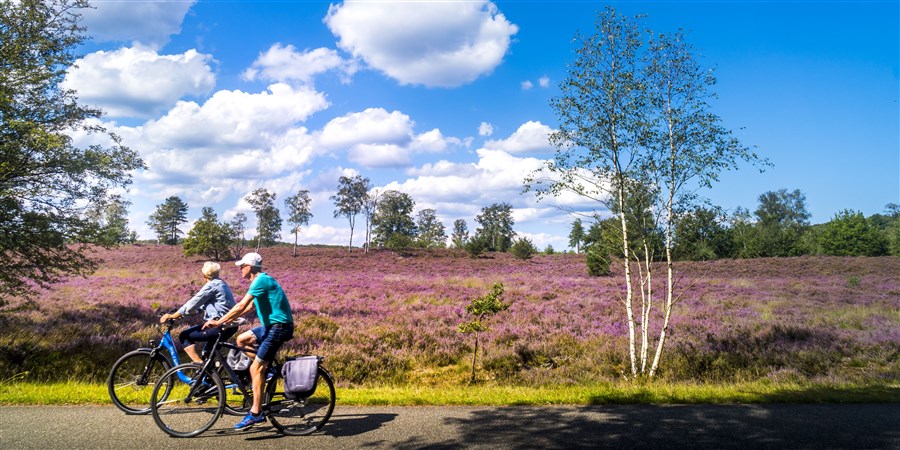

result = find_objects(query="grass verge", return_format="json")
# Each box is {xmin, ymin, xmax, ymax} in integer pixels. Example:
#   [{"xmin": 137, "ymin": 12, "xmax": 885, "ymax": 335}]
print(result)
[{"xmin": 2, "ymin": 381, "xmax": 898, "ymax": 406}]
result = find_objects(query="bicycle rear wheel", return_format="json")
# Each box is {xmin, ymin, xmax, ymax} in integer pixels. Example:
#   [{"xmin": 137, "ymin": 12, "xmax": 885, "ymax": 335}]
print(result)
[
  {"xmin": 266, "ymin": 366, "xmax": 336, "ymax": 436},
  {"xmin": 151, "ymin": 363, "xmax": 225, "ymax": 438},
  {"xmin": 108, "ymin": 349, "xmax": 171, "ymax": 414}
]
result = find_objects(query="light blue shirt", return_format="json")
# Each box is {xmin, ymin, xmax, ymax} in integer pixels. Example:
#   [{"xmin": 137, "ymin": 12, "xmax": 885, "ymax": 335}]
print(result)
[{"xmin": 177, "ymin": 278, "xmax": 236, "ymax": 321}]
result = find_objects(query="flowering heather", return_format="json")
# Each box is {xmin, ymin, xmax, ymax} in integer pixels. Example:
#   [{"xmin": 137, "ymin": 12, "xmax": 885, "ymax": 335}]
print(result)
[{"xmin": 0, "ymin": 245, "xmax": 897, "ymax": 386}]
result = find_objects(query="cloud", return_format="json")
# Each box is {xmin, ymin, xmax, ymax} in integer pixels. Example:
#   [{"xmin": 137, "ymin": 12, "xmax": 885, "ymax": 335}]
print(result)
[
  {"xmin": 319, "ymin": 108, "xmax": 413, "ymax": 149},
  {"xmin": 319, "ymin": 108, "xmax": 463, "ymax": 168},
  {"xmin": 63, "ymin": 46, "xmax": 216, "ymax": 118},
  {"xmin": 521, "ymin": 80, "xmax": 534, "ymax": 90},
  {"xmin": 479, "ymin": 122, "xmax": 494, "ymax": 137},
  {"xmin": 242, "ymin": 43, "xmax": 358, "ymax": 84},
  {"xmin": 144, "ymin": 83, "xmax": 327, "ymax": 152},
  {"xmin": 539, "ymin": 76, "xmax": 550, "ymax": 88},
  {"xmin": 484, "ymin": 121, "xmax": 554, "ymax": 154},
  {"xmin": 80, "ymin": 0, "xmax": 196, "ymax": 49},
  {"xmin": 324, "ymin": 0, "xmax": 518, "ymax": 87}
]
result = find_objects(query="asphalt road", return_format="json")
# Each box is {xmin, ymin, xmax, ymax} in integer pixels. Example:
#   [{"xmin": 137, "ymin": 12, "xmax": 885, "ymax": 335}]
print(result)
[{"xmin": 1, "ymin": 404, "xmax": 898, "ymax": 449}]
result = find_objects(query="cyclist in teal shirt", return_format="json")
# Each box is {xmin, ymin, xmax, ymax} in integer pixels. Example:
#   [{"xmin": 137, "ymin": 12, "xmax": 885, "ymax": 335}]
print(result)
[{"xmin": 204, "ymin": 252, "xmax": 294, "ymax": 430}]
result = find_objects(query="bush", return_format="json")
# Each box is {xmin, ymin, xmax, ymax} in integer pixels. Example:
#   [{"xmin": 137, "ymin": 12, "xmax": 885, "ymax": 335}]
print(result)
[
  {"xmin": 464, "ymin": 235, "xmax": 488, "ymax": 258},
  {"xmin": 511, "ymin": 237, "xmax": 537, "ymax": 260},
  {"xmin": 585, "ymin": 247, "xmax": 611, "ymax": 276}
]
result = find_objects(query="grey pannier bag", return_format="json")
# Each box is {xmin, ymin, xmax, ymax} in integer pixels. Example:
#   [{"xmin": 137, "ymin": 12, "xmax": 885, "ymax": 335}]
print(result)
[
  {"xmin": 282, "ymin": 356, "xmax": 320, "ymax": 400},
  {"xmin": 227, "ymin": 348, "xmax": 251, "ymax": 371}
]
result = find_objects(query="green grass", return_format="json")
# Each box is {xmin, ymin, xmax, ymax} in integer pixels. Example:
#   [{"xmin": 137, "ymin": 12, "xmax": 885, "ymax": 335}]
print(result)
[{"xmin": 3, "ymin": 381, "xmax": 898, "ymax": 406}]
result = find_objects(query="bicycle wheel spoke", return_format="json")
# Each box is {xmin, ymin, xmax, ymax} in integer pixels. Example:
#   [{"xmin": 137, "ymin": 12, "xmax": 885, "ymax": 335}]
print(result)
[
  {"xmin": 266, "ymin": 369, "xmax": 335, "ymax": 436},
  {"xmin": 108, "ymin": 350, "xmax": 169, "ymax": 414},
  {"xmin": 151, "ymin": 364, "xmax": 225, "ymax": 438}
]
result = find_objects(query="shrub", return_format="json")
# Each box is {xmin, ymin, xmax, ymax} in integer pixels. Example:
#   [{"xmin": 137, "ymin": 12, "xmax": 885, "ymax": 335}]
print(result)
[
  {"xmin": 585, "ymin": 247, "xmax": 611, "ymax": 276},
  {"xmin": 511, "ymin": 237, "xmax": 537, "ymax": 260}
]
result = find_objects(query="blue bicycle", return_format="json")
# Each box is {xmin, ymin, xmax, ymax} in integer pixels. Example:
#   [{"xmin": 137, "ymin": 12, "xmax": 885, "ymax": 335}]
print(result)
[{"xmin": 107, "ymin": 316, "xmax": 248, "ymax": 415}]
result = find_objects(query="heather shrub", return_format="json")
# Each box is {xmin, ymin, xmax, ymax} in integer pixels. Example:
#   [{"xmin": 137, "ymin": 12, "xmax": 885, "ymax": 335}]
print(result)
[{"xmin": 2, "ymin": 246, "xmax": 897, "ymax": 387}]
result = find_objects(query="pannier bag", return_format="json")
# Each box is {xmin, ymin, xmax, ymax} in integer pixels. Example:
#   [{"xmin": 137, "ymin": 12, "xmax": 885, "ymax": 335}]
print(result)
[
  {"xmin": 227, "ymin": 348, "xmax": 251, "ymax": 371},
  {"xmin": 282, "ymin": 355, "xmax": 319, "ymax": 400}
]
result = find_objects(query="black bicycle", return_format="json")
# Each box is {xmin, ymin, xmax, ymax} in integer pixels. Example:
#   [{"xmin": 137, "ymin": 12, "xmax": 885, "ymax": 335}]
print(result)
[
  {"xmin": 107, "ymin": 316, "xmax": 246, "ymax": 415},
  {"xmin": 149, "ymin": 330, "xmax": 336, "ymax": 438}
]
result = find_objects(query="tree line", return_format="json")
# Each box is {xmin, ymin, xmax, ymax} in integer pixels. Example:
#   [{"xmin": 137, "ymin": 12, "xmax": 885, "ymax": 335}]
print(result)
[
  {"xmin": 138, "ymin": 174, "xmax": 534, "ymax": 261},
  {"xmin": 568, "ymin": 189, "xmax": 900, "ymax": 272}
]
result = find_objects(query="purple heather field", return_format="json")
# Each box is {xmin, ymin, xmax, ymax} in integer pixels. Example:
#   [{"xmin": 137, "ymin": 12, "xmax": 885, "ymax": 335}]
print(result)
[{"xmin": 1, "ymin": 245, "xmax": 898, "ymax": 386}]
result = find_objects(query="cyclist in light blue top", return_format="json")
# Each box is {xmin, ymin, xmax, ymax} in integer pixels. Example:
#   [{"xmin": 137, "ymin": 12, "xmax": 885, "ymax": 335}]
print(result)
[
  {"xmin": 160, "ymin": 261, "xmax": 236, "ymax": 363},
  {"xmin": 204, "ymin": 252, "xmax": 294, "ymax": 430}
]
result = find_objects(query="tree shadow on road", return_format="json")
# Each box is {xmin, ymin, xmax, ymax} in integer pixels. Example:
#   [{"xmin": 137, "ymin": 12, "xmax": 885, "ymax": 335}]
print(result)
[{"xmin": 397, "ymin": 404, "xmax": 899, "ymax": 449}]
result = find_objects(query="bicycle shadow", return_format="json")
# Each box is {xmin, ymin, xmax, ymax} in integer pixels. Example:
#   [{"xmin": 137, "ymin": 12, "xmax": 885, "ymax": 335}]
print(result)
[{"xmin": 206, "ymin": 412, "xmax": 397, "ymax": 441}]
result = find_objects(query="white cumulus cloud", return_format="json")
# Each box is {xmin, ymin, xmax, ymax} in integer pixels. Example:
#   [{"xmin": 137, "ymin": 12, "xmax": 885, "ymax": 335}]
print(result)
[
  {"xmin": 324, "ymin": 0, "xmax": 518, "ymax": 87},
  {"xmin": 242, "ymin": 43, "xmax": 358, "ymax": 84},
  {"xmin": 63, "ymin": 46, "xmax": 216, "ymax": 118},
  {"xmin": 80, "ymin": 0, "xmax": 196, "ymax": 49},
  {"xmin": 484, "ymin": 121, "xmax": 554, "ymax": 154}
]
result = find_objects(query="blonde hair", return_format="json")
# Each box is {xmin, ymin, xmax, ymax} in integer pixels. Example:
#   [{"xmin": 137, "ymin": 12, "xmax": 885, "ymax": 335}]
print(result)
[{"xmin": 201, "ymin": 262, "xmax": 221, "ymax": 279}]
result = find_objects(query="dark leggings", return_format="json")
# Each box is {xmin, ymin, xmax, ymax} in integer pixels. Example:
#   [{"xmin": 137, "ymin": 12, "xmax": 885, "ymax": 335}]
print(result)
[{"xmin": 179, "ymin": 324, "xmax": 237, "ymax": 357}]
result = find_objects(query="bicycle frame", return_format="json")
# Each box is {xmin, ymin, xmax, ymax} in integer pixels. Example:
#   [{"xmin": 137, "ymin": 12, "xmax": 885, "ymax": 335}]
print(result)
[{"xmin": 147, "ymin": 324, "xmax": 193, "ymax": 384}]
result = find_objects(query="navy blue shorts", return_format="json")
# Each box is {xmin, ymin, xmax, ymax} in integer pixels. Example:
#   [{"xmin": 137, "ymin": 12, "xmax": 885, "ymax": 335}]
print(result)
[
  {"xmin": 179, "ymin": 324, "xmax": 237, "ymax": 353},
  {"xmin": 251, "ymin": 323, "xmax": 293, "ymax": 363}
]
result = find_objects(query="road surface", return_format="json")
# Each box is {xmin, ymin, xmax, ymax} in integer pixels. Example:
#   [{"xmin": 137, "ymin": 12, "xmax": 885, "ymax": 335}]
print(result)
[{"xmin": 1, "ymin": 404, "xmax": 898, "ymax": 449}]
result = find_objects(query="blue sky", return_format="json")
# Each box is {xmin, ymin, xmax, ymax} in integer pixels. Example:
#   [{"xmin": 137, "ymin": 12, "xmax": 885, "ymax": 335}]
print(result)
[{"xmin": 69, "ymin": 0, "xmax": 899, "ymax": 249}]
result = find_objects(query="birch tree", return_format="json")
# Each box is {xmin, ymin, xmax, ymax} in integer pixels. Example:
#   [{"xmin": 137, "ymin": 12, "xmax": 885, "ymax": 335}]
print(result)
[
  {"xmin": 644, "ymin": 29, "xmax": 766, "ymax": 376},
  {"xmin": 246, "ymin": 188, "xmax": 281, "ymax": 251},
  {"xmin": 331, "ymin": 175, "xmax": 369, "ymax": 252},
  {"xmin": 527, "ymin": 7, "xmax": 647, "ymax": 376},
  {"xmin": 284, "ymin": 189, "xmax": 313, "ymax": 257},
  {"xmin": 527, "ymin": 7, "xmax": 765, "ymax": 378}
]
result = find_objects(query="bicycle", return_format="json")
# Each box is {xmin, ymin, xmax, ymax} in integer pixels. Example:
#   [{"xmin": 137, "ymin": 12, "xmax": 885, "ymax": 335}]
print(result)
[
  {"xmin": 107, "ymin": 315, "xmax": 247, "ymax": 415},
  {"xmin": 149, "ymin": 329, "xmax": 336, "ymax": 438}
]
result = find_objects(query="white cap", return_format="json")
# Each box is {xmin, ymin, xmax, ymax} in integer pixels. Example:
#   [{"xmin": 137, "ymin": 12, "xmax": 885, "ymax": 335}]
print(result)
[{"xmin": 235, "ymin": 252, "xmax": 262, "ymax": 268}]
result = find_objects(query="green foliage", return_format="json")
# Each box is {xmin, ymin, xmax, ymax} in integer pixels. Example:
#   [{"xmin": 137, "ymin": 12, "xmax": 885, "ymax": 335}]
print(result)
[
  {"xmin": 284, "ymin": 189, "xmax": 313, "ymax": 256},
  {"xmin": 463, "ymin": 235, "xmax": 488, "ymax": 258},
  {"xmin": 228, "ymin": 213, "xmax": 248, "ymax": 255},
  {"xmin": 415, "ymin": 208, "xmax": 447, "ymax": 248},
  {"xmin": 819, "ymin": 210, "xmax": 887, "ymax": 257},
  {"xmin": 331, "ymin": 175, "xmax": 370, "ymax": 250},
  {"xmin": 474, "ymin": 203, "xmax": 515, "ymax": 252},
  {"xmin": 81, "ymin": 194, "xmax": 134, "ymax": 246},
  {"xmin": 543, "ymin": 244, "xmax": 555, "ymax": 255},
  {"xmin": 568, "ymin": 219, "xmax": 585, "ymax": 253},
  {"xmin": 585, "ymin": 246, "xmax": 612, "ymax": 277},
  {"xmin": 673, "ymin": 206, "xmax": 733, "ymax": 261},
  {"xmin": 182, "ymin": 207, "xmax": 234, "ymax": 261},
  {"xmin": 372, "ymin": 190, "xmax": 417, "ymax": 248},
  {"xmin": 451, "ymin": 218, "xmax": 469, "ymax": 248},
  {"xmin": 510, "ymin": 237, "xmax": 537, "ymax": 260},
  {"xmin": 147, "ymin": 196, "xmax": 188, "ymax": 245},
  {"xmin": 0, "ymin": 0, "xmax": 147, "ymax": 299},
  {"xmin": 246, "ymin": 188, "xmax": 281, "ymax": 249},
  {"xmin": 458, "ymin": 283, "xmax": 510, "ymax": 383},
  {"xmin": 751, "ymin": 189, "xmax": 811, "ymax": 257}
]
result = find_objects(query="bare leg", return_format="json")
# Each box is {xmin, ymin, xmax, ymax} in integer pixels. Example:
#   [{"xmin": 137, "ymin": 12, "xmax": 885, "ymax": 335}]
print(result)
[
  {"xmin": 236, "ymin": 331, "xmax": 257, "ymax": 359},
  {"xmin": 183, "ymin": 344, "xmax": 202, "ymax": 363},
  {"xmin": 248, "ymin": 359, "xmax": 267, "ymax": 415}
]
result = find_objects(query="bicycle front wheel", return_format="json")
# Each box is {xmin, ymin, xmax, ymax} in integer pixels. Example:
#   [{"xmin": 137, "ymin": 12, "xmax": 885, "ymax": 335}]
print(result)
[
  {"xmin": 218, "ymin": 366, "xmax": 252, "ymax": 416},
  {"xmin": 108, "ymin": 349, "xmax": 171, "ymax": 414},
  {"xmin": 151, "ymin": 363, "xmax": 225, "ymax": 438},
  {"xmin": 266, "ymin": 366, "xmax": 336, "ymax": 436}
]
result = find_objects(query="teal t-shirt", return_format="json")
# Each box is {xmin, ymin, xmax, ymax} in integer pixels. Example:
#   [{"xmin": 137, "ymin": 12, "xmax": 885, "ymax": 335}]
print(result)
[{"xmin": 247, "ymin": 272, "xmax": 293, "ymax": 327}]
